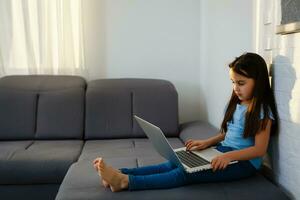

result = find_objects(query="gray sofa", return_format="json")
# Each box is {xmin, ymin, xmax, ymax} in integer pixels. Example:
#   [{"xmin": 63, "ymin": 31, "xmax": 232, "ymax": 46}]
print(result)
[{"xmin": 0, "ymin": 75, "xmax": 290, "ymax": 200}]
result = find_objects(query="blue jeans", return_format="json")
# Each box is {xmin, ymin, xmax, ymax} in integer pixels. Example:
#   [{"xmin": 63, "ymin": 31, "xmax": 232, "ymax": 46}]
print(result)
[{"xmin": 120, "ymin": 144, "xmax": 257, "ymax": 190}]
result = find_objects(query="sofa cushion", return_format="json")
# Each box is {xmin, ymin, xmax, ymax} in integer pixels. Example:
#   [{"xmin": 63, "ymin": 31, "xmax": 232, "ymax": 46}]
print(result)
[
  {"xmin": 0, "ymin": 140, "xmax": 83, "ymax": 184},
  {"xmin": 0, "ymin": 184, "xmax": 60, "ymax": 200},
  {"xmin": 0, "ymin": 90, "xmax": 37, "ymax": 140},
  {"xmin": 0, "ymin": 75, "xmax": 85, "ymax": 90},
  {"xmin": 35, "ymin": 89, "xmax": 85, "ymax": 139},
  {"xmin": 179, "ymin": 121, "xmax": 220, "ymax": 143},
  {"xmin": 78, "ymin": 138, "xmax": 184, "ymax": 162},
  {"xmin": 85, "ymin": 79, "xmax": 179, "ymax": 139},
  {"xmin": 55, "ymin": 159, "xmax": 137, "ymax": 200},
  {"xmin": 0, "ymin": 75, "xmax": 86, "ymax": 140},
  {"xmin": 0, "ymin": 141, "xmax": 33, "ymax": 160}
]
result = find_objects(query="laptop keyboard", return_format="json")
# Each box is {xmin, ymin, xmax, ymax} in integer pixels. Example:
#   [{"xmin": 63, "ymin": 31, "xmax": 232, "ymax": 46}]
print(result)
[{"xmin": 175, "ymin": 150, "xmax": 210, "ymax": 168}]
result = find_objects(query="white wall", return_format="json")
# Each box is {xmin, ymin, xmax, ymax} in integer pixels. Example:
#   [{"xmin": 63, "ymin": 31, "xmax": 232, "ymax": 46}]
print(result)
[
  {"xmin": 82, "ymin": 0, "xmax": 107, "ymax": 80},
  {"xmin": 199, "ymin": 0, "xmax": 255, "ymax": 127},
  {"xmin": 256, "ymin": 0, "xmax": 300, "ymax": 199},
  {"xmin": 83, "ymin": 0, "xmax": 202, "ymax": 123},
  {"xmin": 82, "ymin": 0, "xmax": 255, "ymax": 124}
]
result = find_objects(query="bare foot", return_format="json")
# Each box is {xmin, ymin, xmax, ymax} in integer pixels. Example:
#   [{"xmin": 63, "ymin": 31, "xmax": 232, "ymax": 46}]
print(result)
[
  {"xmin": 102, "ymin": 179, "xmax": 110, "ymax": 188},
  {"xmin": 93, "ymin": 158, "xmax": 110, "ymax": 188},
  {"xmin": 98, "ymin": 158, "xmax": 129, "ymax": 192}
]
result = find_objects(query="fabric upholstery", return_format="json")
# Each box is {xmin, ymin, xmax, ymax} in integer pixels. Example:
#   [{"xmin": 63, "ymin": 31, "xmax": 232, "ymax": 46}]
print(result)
[
  {"xmin": 0, "ymin": 141, "xmax": 33, "ymax": 160},
  {"xmin": 0, "ymin": 140, "xmax": 83, "ymax": 184},
  {"xmin": 179, "ymin": 121, "xmax": 219, "ymax": 143},
  {"xmin": 0, "ymin": 184, "xmax": 59, "ymax": 200},
  {"xmin": 0, "ymin": 89, "xmax": 37, "ymax": 140},
  {"xmin": 35, "ymin": 88, "xmax": 85, "ymax": 139},
  {"xmin": 0, "ymin": 75, "xmax": 86, "ymax": 140},
  {"xmin": 85, "ymin": 79, "xmax": 179, "ymax": 139},
  {"xmin": 79, "ymin": 138, "xmax": 184, "ymax": 162},
  {"xmin": 0, "ymin": 75, "xmax": 85, "ymax": 91}
]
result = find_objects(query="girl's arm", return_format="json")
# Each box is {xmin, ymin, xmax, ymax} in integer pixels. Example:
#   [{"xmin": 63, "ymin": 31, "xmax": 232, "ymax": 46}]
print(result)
[
  {"xmin": 211, "ymin": 119, "xmax": 272, "ymax": 171},
  {"xmin": 185, "ymin": 132, "xmax": 225, "ymax": 151},
  {"xmin": 206, "ymin": 132, "xmax": 225, "ymax": 146}
]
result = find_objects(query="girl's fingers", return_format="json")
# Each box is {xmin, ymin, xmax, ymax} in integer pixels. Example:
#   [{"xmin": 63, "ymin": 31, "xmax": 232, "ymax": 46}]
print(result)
[
  {"xmin": 93, "ymin": 163, "xmax": 98, "ymax": 170},
  {"xmin": 186, "ymin": 142, "xmax": 193, "ymax": 150},
  {"xmin": 217, "ymin": 161, "xmax": 226, "ymax": 171},
  {"xmin": 222, "ymin": 163, "xmax": 227, "ymax": 170},
  {"xmin": 211, "ymin": 159, "xmax": 216, "ymax": 170},
  {"xmin": 93, "ymin": 158, "xmax": 100, "ymax": 164},
  {"xmin": 185, "ymin": 139, "xmax": 192, "ymax": 145},
  {"xmin": 187, "ymin": 143, "xmax": 196, "ymax": 151},
  {"xmin": 211, "ymin": 158, "xmax": 220, "ymax": 172},
  {"xmin": 186, "ymin": 141, "xmax": 206, "ymax": 151},
  {"xmin": 217, "ymin": 162, "xmax": 223, "ymax": 171},
  {"xmin": 185, "ymin": 141, "xmax": 193, "ymax": 148}
]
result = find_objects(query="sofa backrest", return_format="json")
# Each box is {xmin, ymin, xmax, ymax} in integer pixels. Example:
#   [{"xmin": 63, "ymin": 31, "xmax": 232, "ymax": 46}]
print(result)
[
  {"xmin": 0, "ymin": 75, "xmax": 86, "ymax": 140},
  {"xmin": 85, "ymin": 79, "xmax": 179, "ymax": 139}
]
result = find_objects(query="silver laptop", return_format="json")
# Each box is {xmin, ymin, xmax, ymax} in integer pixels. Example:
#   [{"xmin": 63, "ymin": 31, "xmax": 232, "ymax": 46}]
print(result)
[{"xmin": 134, "ymin": 115, "xmax": 237, "ymax": 173}]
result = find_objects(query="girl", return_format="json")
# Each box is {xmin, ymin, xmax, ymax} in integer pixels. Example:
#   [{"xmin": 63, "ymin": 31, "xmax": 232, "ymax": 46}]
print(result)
[{"xmin": 93, "ymin": 52, "xmax": 278, "ymax": 192}]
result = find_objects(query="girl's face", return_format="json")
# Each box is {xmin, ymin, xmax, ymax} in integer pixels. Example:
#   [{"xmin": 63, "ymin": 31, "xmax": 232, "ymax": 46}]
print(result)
[{"xmin": 229, "ymin": 69, "xmax": 255, "ymax": 105}]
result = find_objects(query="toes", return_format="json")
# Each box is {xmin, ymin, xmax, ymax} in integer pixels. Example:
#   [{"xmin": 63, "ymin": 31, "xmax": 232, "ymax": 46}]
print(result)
[
  {"xmin": 93, "ymin": 164, "xmax": 98, "ymax": 170},
  {"xmin": 97, "ymin": 163, "xmax": 102, "ymax": 172},
  {"xmin": 99, "ymin": 158, "xmax": 104, "ymax": 165},
  {"xmin": 110, "ymin": 186, "xmax": 118, "ymax": 192},
  {"xmin": 93, "ymin": 157, "xmax": 101, "ymax": 164},
  {"xmin": 98, "ymin": 158, "xmax": 106, "ymax": 170},
  {"xmin": 102, "ymin": 180, "xmax": 109, "ymax": 188}
]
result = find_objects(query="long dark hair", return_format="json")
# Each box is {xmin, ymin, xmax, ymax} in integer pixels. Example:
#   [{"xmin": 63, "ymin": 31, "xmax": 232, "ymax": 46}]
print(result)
[{"xmin": 220, "ymin": 52, "xmax": 278, "ymax": 138}]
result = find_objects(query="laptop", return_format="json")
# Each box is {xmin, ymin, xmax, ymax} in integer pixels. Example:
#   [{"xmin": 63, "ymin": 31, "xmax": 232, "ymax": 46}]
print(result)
[{"xmin": 134, "ymin": 115, "xmax": 238, "ymax": 173}]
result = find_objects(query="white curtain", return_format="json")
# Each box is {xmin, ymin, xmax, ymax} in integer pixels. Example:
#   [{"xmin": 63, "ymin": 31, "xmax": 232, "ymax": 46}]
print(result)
[{"xmin": 0, "ymin": 0, "xmax": 87, "ymax": 78}]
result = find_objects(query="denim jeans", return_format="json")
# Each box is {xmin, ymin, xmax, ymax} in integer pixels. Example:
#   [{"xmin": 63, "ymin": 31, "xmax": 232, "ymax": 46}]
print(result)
[{"xmin": 120, "ymin": 144, "xmax": 257, "ymax": 190}]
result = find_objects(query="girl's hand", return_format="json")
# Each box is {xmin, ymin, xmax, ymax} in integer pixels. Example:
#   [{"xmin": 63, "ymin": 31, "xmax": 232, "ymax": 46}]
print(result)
[
  {"xmin": 185, "ymin": 139, "xmax": 210, "ymax": 151},
  {"xmin": 211, "ymin": 154, "xmax": 232, "ymax": 172}
]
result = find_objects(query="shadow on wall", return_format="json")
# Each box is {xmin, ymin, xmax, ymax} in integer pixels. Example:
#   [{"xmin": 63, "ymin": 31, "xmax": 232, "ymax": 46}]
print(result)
[{"xmin": 269, "ymin": 54, "xmax": 299, "ymax": 199}]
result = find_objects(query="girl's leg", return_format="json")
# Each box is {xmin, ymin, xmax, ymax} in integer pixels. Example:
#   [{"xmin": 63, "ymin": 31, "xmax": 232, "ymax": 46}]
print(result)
[
  {"xmin": 181, "ymin": 143, "xmax": 256, "ymax": 183},
  {"xmin": 185, "ymin": 160, "xmax": 257, "ymax": 184},
  {"xmin": 128, "ymin": 144, "xmax": 257, "ymax": 190},
  {"xmin": 128, "ymin": 166, "xmax": 188, "ymax": 190},
  {"xmin": 119, "ymin": 161, "xmax": 176, "ymax": 175},
  {"xmin": 128, "ymin": 160, "xmax": 256, "ymax": 191},
  {"xmin": 99, "ymin": 144, "xmax": 257, "ymax": 191},
  {"xmin": 98, "ymin": 158, "xmax": 187, "ymax": 191}
]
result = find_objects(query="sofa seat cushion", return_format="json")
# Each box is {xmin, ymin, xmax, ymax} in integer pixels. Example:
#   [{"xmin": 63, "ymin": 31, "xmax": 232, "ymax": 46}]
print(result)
[
  {"xmin": 78, "ymin": 138, "xmax": 184, "ymax": 162},
  {"xmin": 0, "ymin": 140, "xmax": 83, "ymax": 184},
  {"xmin": 0, "ymin": 141, "xmax": 33, "ymax": 160},
  {"xmin": 56, "ymin": 157, "xmax": 290, "ymax": 200}
]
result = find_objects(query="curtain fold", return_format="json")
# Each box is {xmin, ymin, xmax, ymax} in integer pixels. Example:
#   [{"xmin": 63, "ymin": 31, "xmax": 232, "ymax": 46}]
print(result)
[{"xmin": 0, "ymin": 0, "xmax": 87, "ymax": 78}]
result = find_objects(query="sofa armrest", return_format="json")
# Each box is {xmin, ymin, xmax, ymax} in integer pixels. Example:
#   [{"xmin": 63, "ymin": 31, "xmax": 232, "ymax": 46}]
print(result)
[{"xmin": 179, "ymin": 121, "xmax": 219, "ymax": 143}]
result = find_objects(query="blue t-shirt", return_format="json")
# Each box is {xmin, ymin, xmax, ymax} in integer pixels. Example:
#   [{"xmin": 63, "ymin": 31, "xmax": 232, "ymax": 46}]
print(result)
[{"xmin": 221, "ymin": 103, "xmax": 274, "ymax": 169}]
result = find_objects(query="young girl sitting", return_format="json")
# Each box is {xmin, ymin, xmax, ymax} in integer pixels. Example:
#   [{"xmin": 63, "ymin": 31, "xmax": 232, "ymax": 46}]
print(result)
[{"xmin": 93, "ymin": 52, "xmax": 278, "ymax": 192}]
